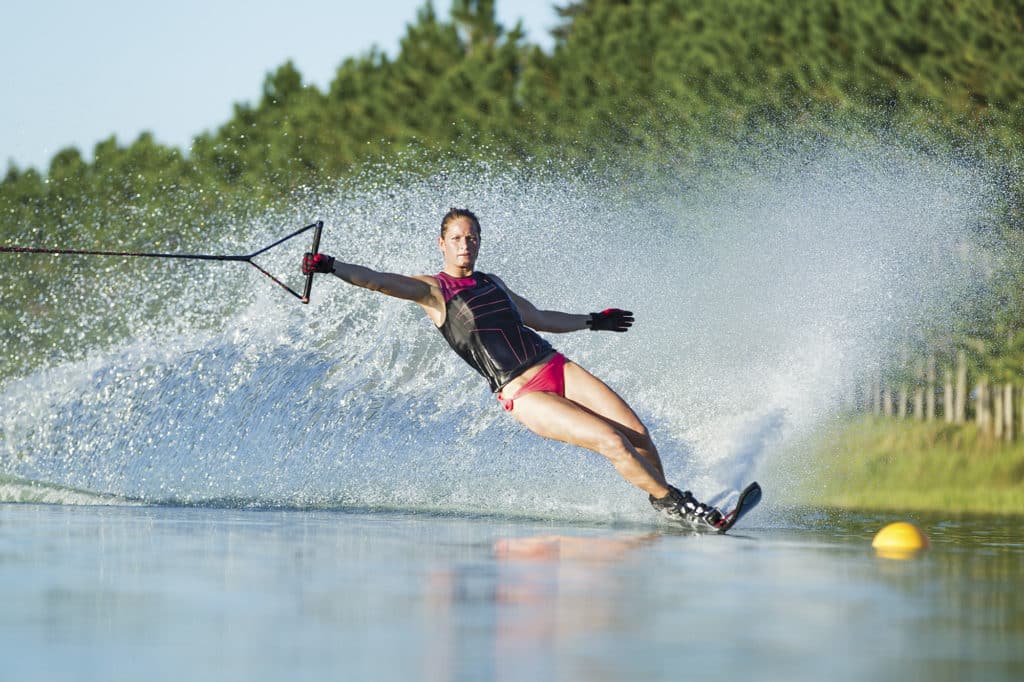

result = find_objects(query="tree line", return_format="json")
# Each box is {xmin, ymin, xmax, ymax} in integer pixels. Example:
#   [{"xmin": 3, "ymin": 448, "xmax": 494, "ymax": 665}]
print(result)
[
  {"xmin": 856, "ymin": 304, "xmax": 1024, "ymax": 443},
  {"xmin": 2, "ymin": 0, "xmax": 1023, "ymax": 385},
  {"xmin": 856, "ymin": 347, "xmax": 1024, "ymax": 443},
  {"xmin": 853, "ymin": 211, "xmax": 1024, "ymax": 442}
]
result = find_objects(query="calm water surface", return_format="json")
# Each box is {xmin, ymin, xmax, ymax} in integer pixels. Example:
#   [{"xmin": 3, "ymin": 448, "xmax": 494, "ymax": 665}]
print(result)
[{"xmin": 1, "ymin": 503, "xmax": 1021, "ymax": 682}]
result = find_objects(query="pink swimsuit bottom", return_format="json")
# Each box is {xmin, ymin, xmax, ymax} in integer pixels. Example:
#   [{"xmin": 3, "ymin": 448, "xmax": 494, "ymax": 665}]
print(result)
[{"xmin": 497, "ymin": 353, "xmax": 567, "ymax": 412}]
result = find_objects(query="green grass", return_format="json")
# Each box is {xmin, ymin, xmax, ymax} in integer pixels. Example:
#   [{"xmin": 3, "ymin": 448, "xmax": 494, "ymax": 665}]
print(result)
[{"xmin": 800, "ymin": 416, "xmax": 1024, "ymax": 515}]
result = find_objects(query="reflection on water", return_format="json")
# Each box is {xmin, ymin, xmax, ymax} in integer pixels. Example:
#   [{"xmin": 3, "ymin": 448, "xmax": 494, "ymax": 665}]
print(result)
[
  {"xmin": 491, "ymin": 534, "xmax": 659, "ymax": 682},
  {"xmin": 426, "ymin": 513, "xmax": 1024, "ymax": 682},
  {"xmin": 1, "ymin": 504, "xmax": 1022, "ymax": 681}
]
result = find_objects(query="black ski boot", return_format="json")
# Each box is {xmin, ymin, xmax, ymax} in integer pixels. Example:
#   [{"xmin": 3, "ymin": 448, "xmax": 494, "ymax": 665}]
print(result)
[{"xmin": 649, "ymin": 486, "xmax": 723, "ymax": 529}]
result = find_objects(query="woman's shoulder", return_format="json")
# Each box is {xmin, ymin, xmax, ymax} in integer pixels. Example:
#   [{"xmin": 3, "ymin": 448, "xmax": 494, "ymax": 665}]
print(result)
[{"xmin": 478, "ymin": 271, "xmax": 505, "ymax": 284}]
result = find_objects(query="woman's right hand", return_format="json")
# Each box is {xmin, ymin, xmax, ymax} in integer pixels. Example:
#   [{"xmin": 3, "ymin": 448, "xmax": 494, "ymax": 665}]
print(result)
[{"xmin": 302, "ymin": 252, "xmax": 335, "ymax": 275}]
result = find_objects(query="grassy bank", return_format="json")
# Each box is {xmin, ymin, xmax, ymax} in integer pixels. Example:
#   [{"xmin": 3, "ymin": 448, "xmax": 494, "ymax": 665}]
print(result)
[{"xmin": 800, "ymin": 416, "xmax": 1024, "ymax": 515}]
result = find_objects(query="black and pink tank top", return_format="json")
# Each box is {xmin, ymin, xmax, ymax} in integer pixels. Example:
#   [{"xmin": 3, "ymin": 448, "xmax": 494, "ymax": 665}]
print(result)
[{"xmin": 435, "ymin": 271, "xmax": 553, "ymax": 392}]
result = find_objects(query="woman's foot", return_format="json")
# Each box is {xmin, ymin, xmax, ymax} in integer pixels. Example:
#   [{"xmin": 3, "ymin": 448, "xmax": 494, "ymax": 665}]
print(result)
[{"xmin": 649, "ymin": 486, "xmax": 723, "ymax": 528}]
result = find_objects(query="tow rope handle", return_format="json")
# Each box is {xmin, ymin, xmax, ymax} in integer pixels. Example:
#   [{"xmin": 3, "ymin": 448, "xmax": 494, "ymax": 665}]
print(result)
[
  {"xmin": 1, "ymin": 220, "xmax": 327, "ymax": 304},
  {"xmin": 301, "ymin": 220, "xmax": 324, "ymax": 304}
]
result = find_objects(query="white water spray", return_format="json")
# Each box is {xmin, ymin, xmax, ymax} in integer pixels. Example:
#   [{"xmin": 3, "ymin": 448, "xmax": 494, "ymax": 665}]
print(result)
[{"xmin": 0, "ymin": 133, "xmax": 1003, "ymax": 521}]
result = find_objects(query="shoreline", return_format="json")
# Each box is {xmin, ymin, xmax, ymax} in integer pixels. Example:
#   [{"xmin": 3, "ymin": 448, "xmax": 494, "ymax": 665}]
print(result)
[{"xmin": 798, "ymin": 416, "xmax": 1024, "ymax": 515}]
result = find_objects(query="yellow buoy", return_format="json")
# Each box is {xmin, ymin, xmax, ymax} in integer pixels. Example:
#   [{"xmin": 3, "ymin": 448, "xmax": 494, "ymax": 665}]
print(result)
[{"xmin": 872, "ymin": 521, "xmax": 930, "ymax": 559}]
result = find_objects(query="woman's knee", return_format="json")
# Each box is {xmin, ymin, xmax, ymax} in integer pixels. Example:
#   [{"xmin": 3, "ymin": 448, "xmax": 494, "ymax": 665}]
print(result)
[
  {"xmin": 593, "ymin": 430, "xmax": 636, "ymax": 465},
  {"xmin": 633, "ymin": 422, "xmax": 653, "ymax": 444},
  {"xmin": 615, "ymin": 420, "xmax": 653, "ymax": 450}
]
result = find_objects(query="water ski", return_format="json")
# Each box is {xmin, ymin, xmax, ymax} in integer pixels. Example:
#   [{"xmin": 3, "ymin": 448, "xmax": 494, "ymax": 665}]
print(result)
[
  {"xmin": 663, "ymin": 481, "xmax": 762, "ymax": 534},
  {"xmin": 712, "ymin": 481, "xmax": 762, "ymax": 534}
]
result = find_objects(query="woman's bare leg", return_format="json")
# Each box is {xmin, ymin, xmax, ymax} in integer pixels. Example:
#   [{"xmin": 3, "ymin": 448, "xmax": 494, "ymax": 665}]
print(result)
[
  {"xmin": 560, "ymin": 361, "xmax": 666, "ymax": 479},
  {"xmin": 503, "ymin": 360, "xmax": 726, "ymax": 524},
  {"xmin": 506, "ymin": 388, "xmax": 671, "ymax": 498}
]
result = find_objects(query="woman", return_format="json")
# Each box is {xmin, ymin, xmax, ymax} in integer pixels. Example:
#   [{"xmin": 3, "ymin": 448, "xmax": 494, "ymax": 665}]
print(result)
[{"xmin": 302, "ymin": 208, "xmax": 722, "ymax": 527}]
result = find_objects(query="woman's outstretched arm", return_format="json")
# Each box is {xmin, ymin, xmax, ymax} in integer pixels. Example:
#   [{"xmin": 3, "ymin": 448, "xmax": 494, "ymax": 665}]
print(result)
[
  {"xmin": 302, "ymin": 253, "xmax": 443, "ymax": 320},
  {"xmin": 490, "ymin": 275, "xmax": 633, "ymax": 334}
]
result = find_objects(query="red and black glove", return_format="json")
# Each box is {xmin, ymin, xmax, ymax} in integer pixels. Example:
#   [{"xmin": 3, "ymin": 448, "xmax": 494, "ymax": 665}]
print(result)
[
  {"xmin": 587, "ymin": 308, "xmax": 634, "ymax": 332},
  {"xmin": 301, "ymin": 252, "xmax": 335, "ymax": 275}
]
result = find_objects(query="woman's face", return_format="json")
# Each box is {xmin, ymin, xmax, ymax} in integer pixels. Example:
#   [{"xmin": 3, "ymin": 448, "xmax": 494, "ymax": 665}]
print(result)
[{"xmin": 438, "ymin": 217, "xmax": 480, "ymax": 273}]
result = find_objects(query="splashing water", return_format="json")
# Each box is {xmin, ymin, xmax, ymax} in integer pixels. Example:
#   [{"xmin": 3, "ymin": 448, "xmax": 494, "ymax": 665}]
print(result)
[{"xmin": 0, "ymin": 133, "xmax": 1004, "ymax": 522}]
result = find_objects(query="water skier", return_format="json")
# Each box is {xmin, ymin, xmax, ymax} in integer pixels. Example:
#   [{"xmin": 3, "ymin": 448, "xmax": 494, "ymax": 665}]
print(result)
[{"xmin": 302, "ymin": 208, "xmax": 722, "ymax": 527}]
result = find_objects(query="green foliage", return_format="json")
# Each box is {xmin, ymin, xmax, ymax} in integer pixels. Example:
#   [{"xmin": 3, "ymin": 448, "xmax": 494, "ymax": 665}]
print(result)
[
  {"xmin": 801, "ymin": 415, "xmax": 1024, "ymax": 513},
  {"xmin": 2, "ymin": 0, "xmax": 1024, "ymax": 380},
  {"xmin": 529, "ymin": 0, "xmax": 1024, "ymax": 160}
]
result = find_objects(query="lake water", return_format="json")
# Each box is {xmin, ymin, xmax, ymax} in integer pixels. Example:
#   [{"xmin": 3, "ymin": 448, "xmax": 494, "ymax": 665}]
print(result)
[
  {"xmin": 2, "ymin": 145, "xmax": 1017, "ymax": 680},
  {"xmin": 2, "ymin": 502, "xmax": 1021, "ymax": 682}
]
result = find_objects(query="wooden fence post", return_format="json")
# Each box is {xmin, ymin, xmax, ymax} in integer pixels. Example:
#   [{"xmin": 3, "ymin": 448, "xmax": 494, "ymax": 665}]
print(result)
[
  {"xmin": 943, "ymin": 366, "xmax": 953, "ymax": 423},
  {"xmin": 955, "ymin": 350, "xmax": 967, "ymax": 424},
  {"xmin": 925, "ymin": 355, "xmax": 936, "ymax": 422},
  {"xmin": 994, "ymin": 385, "xmax": 1004, "ymax": 440},
  {"xmin": 1004, "ymin": 383, "xmax": 1014, "ymax": 443}
]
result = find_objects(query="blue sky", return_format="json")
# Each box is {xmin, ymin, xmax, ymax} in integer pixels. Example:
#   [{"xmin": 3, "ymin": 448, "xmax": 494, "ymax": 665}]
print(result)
[{"xmin": 1, "ymin": 1, "xmax": 560, "ymax": 172}]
